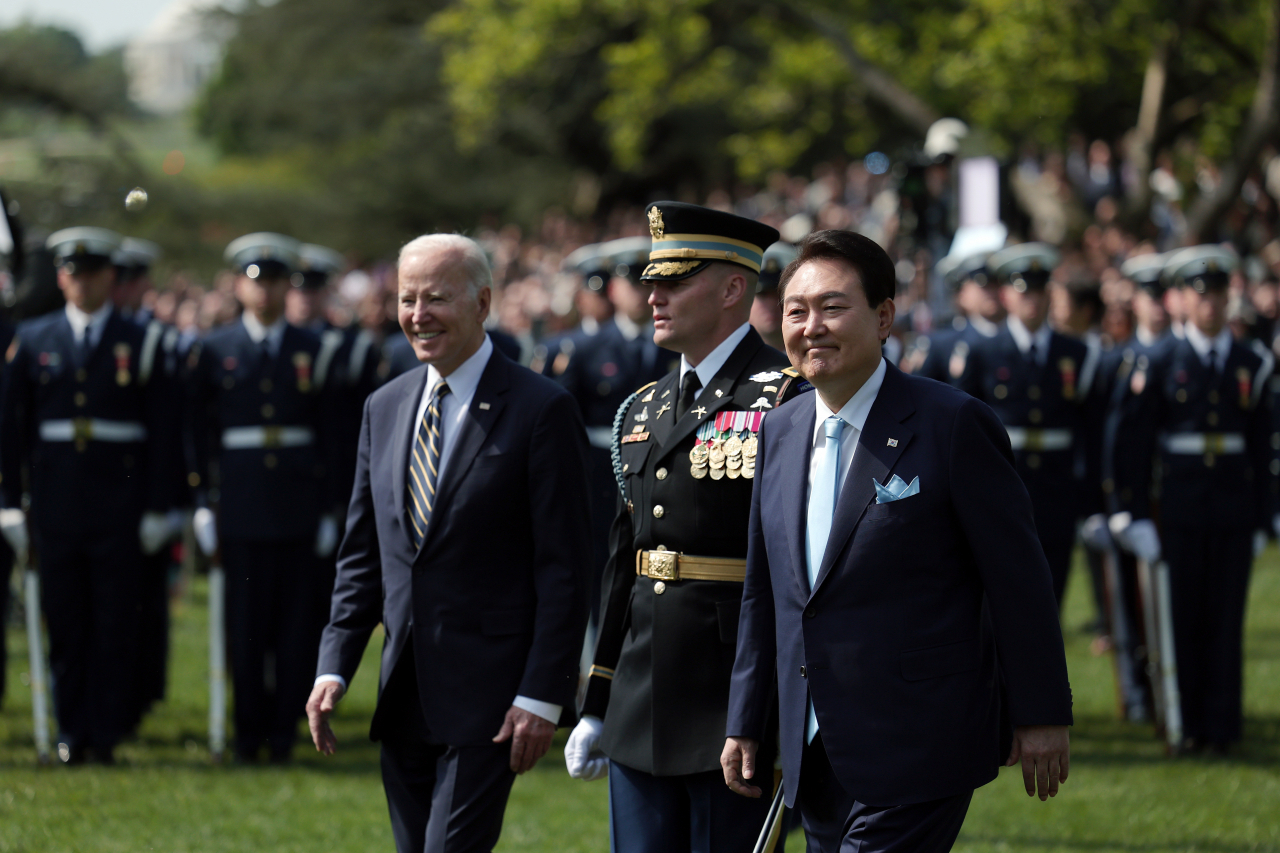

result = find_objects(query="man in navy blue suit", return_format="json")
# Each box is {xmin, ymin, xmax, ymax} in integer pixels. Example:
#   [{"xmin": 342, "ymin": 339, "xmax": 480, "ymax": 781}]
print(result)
[
  {"xmin": 722, "ymin": 230, "xmax": 1073, "ymax": 853},
  {"xmin": 306, "ymin": 233, "xmax": 591, "ymax": 853}
]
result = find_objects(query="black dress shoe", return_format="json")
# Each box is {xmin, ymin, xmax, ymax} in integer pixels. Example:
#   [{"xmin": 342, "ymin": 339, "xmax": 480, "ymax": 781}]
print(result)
[{"xmin": 57, "ymin": 743, "xmax": 88, "ymax": 765}]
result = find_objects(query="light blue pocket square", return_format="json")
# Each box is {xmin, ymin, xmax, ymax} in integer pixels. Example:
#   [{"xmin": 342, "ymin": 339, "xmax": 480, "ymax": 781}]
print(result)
[{"xmin": 874, "ymin": 475, "xmax": 920, "ymax": 504}]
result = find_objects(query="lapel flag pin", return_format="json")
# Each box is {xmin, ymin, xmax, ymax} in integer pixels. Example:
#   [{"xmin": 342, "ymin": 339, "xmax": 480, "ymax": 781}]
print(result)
[
  {"xmin": 887, "ymin": 438, "xmax": 898, "ymax": 447},
  {"xmin": 479, "ymin": 402, "xmax": 491, "ymax": 410}
]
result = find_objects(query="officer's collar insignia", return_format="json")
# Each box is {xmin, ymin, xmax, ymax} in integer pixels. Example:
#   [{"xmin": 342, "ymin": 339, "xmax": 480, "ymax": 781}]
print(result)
[
  {"xmin": 714, "ymin": 389, "xmax": 724, "ymax": 398},
  {"xmin": 750, "ymin": 371, "xmax": 783, "ymax": 382},
  {"xmin": 648, "ymin": 206, "xmax": 665, "ymax": 240}
]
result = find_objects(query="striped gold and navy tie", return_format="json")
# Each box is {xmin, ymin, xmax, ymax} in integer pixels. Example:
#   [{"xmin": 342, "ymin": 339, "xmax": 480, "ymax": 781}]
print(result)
[{"xmin": 408, "ymin": 379, "xmax": 450, "ymax": 549}]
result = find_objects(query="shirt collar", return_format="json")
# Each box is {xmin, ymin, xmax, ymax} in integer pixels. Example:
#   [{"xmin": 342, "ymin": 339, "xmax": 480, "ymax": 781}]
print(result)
[
  {"xmin": 1135, "ymin": 326, "xmax": 1159, "ymax": 347},
  {"xmin": 813, "ymin": 356, "xmax": 887, "ymax": 442},
  {"xmin": 968, "ymin": 314, "xmax": 1000, "ymax": 338},
  {"xmin": 679, "ymin": 322, "xmax": 751, "ymax": 390},
  {"xmin": 65, "ymin": 302, "xmax": 112, "ymax": 342},
  {"xmin": 1184, "ymin": 323, "xmax": 1233, "ymax": 363},
  {"xmin": 426, "ymin": 333, "xmax": 494, "ymax": 405},
  {"xmin": 242, "ymin": 312, "xmax": 287, "ymax": 349},
  {"xmin": 1006, "ymin": 315, "xmax": 1052, "ymax": 357}
]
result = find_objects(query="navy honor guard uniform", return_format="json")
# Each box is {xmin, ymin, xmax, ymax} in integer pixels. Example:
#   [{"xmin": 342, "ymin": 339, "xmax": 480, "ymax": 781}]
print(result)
[
  {"xmin": 958, "ymin": 243, "xmax": 1102, "ymax": 604},
  {"xmin": 188, "ymin": 233, "xmax": 344, "ymax": 762},
  {"xmin": 902, "ymin": 251, "xmax": 1001, "ymax": 385},
  {"xmin": 575, "ymin": 202, "xmax": 805, "ymax": 853},
  {"xmin": 1111, "ymin": 246, "xmax": 1275, "ymax": 753},
  {"xmin": 0, "ymin": 227, "xmax": 179, "ymax": 764}
]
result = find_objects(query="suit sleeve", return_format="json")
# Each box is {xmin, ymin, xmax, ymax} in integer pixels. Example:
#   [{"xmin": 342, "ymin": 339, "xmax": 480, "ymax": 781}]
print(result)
[
  {"xmin": 580, "ymin": 490, "xmax": 635, "ymax": 719},
  {"xmin": 316, "ymin": 395, "xmax": 384, "ymax": 683},
  {"xmin": 518, "ymin": 389, "xmax": 593, "ymax": 719},
  {"xmin": 726, "ymin": 414, "xmax": 777, "ymax": 740},
  {"xmin": 949, "ymin": 397, "xmax": 1073, "ymax": 727}
]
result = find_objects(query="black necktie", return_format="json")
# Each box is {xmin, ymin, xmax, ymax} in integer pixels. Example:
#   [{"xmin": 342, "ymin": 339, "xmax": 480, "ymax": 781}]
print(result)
[
  {"xmin": 1208, "ymin": 345, "xmax": 1220, "ymax": 375},
  {"xmin": 1027, "ymin": 341, "xmax": 1038, "ymax": 366},
  {"xmin": 677, "ymin": 370, "xmax": 702, "ymax": 421}
]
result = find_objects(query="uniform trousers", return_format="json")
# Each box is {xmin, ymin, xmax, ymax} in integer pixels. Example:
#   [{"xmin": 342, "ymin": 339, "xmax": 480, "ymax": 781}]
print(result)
[
  {"xmin": 796, "ymin": 734, "xmax": 972, "ymax": 853},
  {"xmin": 377, "ymin": 642, "xmax": 517, "ymax": 853},
  {"xmin": 1163, "ymin": 523, "xmax": 1253, "ymax": 745},
  {"xmin": 0, "ymin": 537, "xmax": 12, "ymax": 709},
  {"xmin": 127, "ymin": 547, "xmax": 172, "ymax": 730},
  {"xmin": 222, "ymin": 538, "xmax": 327, "ymax": 758},
  {"xmin": 38, "ymin": 527, "xmax": 142, "ymax": 751},
  {"xmin": 608, "ymin": 758, "xmax": 774, "ymax": 853}
]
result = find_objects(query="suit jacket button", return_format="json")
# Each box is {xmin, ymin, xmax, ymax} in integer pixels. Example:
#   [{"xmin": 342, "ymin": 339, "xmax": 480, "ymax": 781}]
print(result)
[
  {"xmin": 653, "ymin": 505, "xmax": 664, "ymax": 518},
  {"xmin": 805, "ymin": 607, "xmax": 815, "ymax": 619}
]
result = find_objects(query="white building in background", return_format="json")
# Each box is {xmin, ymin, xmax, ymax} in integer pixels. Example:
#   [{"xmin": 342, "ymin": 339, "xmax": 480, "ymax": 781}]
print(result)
[{"xmin": 125, "ymin": 0, "xmax": 232, "ymax": 114}]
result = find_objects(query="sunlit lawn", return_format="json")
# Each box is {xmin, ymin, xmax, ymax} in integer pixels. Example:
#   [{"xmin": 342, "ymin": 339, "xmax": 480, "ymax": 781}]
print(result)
[{"xmin": 0, "ymin": 547, "xmax": 1276, "ymax": 852}]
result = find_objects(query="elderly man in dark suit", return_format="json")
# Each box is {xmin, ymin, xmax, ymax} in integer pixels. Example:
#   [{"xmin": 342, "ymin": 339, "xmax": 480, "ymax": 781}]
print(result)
[
  {"xmin": 305, "ymin": 233, "xmax": 592, "ymax": 853},
  {"xmin": 722, "ymin": 230, "xmax": 1073, "ymax": 853}
]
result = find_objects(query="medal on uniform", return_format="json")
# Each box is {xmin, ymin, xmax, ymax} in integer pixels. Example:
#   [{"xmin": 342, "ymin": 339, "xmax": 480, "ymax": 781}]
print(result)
[
  {"xmin": 114, "ymin": 342, "xmax": 131, "ymax": 386},
  {"xmin": 1238, "ymin": 366, "xmax": 1252, "ymax": 408},
  {"xmin": 1059, "ymin": 358, "xmax": 1077, "ymax": 400},
  {"xmin": 294, "ymin": 352, "xmax": 312, "ymax": 392}
]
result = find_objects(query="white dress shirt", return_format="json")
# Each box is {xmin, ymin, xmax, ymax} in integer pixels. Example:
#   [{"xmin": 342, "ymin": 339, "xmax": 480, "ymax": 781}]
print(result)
[
  {"xmin": 318, "ymin": 334, "xmax": 561, "ymax": 724},
  {"xmin": 1183, "ymin": 323, "xmax": 1233, "ymax": 372},
  {"xmin": 1006, "ymin": 315, "xmax": 1053, "ymax": 366},
  {"xmin": 678, "ymin": 322, "xmax": 752, "ymax": 400},
  {"xmin": 807, "ymin": 357, "xmax": 888, "ymax": 506},
  {"xmin": 65, "ymin": 302, "xmax": 112, "ymax": 349},
  {"xmin": 241, "ymin": 312, "xmax": 287, "ymax": 358}
]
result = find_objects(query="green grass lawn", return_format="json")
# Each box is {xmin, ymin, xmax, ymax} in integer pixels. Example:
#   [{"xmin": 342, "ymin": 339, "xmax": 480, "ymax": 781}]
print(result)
[{"xmin": 0, "ymin": 549, "xmax": 1277, "ymax": 853}]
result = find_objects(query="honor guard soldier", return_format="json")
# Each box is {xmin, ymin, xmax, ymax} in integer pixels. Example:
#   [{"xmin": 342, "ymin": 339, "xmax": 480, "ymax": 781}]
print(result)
[
  {"xmin": 1110, "ymin": 246, "xmax": 1276, "ymax": 754},
  {"xmin": 0, "ymin": 194, "xmax": 21, "ymax": 711},
  {"xmin": 531, "ymin": 243, "xmax": 614, "ymax": 379},
  {"xmin": 188, "ymin": 233, "xmax": 345, "ymax": 763},
  {"xmin": 112, "ymin": 237, "xmax": 186, "ymax": 733},
  {"xmin": 901, "ymin": 251, "xmax": 1002, "ymax": 383},
  {"xmin": 0, "ymin": 227, "xmax": 179, "ymax": 763},
  {"xmin": 958, "ymin": 243, "xmax": 1102, "ymax": 605},
  {"xmin": 565, "ymin": 202, "xmax": 806, "ymax": 853}
]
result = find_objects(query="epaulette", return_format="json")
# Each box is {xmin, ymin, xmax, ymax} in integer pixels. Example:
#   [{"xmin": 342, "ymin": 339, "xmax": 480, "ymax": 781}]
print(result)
[{"xmin": 611, "ymin": 381, "xmax": 657, "ymax": 493}]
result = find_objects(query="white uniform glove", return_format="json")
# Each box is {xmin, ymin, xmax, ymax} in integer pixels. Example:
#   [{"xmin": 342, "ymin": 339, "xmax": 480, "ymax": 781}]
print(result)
[
  {"xmin": 1109, "ymin": 513, "xmax": 1161, "ymax": 563},
  {"xmin": 564, "ymin": 715, "xmax": 608, "ymax": 781},
  {"xmin": 1080, "ymin": 514, "xmax": 1112, "ymax": 552},
  {"xmin": 139, "ymin": 511, "xmax": 172, "ymax": 555},
  {"xmin": 193, "ymin": 507, "xmax": 218, "ymax": 557},
  {"xmin": 314, "ymin": 514, "xmax": 340, "ymax": 558},
  {"xmin": 0, "ymin": 508, "xmax": 28, "ymax": 560}
]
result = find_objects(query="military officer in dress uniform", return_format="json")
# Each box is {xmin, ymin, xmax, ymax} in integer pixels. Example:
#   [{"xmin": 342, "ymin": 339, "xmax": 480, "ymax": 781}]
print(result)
[
  {"xmin": 902, "ymin": 251, "xmax": 1002, "ymax": 384},
  {"xmin": 564, "ymin": 202, "xmax": 805, "ymax": 853},
  {"xmin": 0, "ymin": 196, "xmax": 21, "ymax": 711},
  {"xmin": 750, "ymin": 242, "xmax": 799, "ymax": 352},
  {"xmin": 0, "ymin": 227, "xmax": 179, "ymax": 763},
  {"xmin": 958, "ymin": 243, "xmax": 1102, "ymax": 605},
  {"xmin": 111, "ymin": 237, "xmax": 186, "ymax": 733},
  {"xmin": 187, "ymin": 233, "xmax": 345, "ymax": 763},
  {"xmin": 1110, "ymin": 246, "xmax": 1275, "ymax": 754}
]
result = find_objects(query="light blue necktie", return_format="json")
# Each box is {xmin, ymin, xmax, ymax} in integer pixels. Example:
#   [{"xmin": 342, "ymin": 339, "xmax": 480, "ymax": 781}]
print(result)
[{"xmin": 804, "ymin": 416, "xmax": 844, "ymax": 743}]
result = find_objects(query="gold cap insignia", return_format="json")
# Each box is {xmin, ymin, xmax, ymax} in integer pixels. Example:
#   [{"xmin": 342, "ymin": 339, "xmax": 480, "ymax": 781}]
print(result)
[
  {"xmin": 644, "ymin": 260, "xmax": 700, "ymax": 277},
  {"xmin": 648, "ymin": 206, "xmax": 665, "ymax": 241}
]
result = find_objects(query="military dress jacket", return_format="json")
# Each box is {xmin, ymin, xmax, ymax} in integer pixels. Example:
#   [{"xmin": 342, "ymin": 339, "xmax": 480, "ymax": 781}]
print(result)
[
  {"xmin": 1096, "ymin": 333, "xmax": 1174, "ymax": 515},
  {"xmin": 582, "ymin": 327, "xmax": 807, "ymax": 776},
  {"xmin": 0, "ymin": 309, "xmax": 177, "ymax": 536},
  {"xmin": 958, "ymin": 326, "xmax": 1103, "ymax": 545},
  {"xmin": 1114, "ymin": 336, "xmax": 1275, "ymax": 530},
  {"xmin": 188, "ymin": 321, "xmax": 342, "ymax": 542}
]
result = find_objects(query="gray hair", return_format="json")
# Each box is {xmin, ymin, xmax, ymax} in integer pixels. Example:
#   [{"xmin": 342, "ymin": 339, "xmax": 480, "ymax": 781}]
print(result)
[{"xmin": 398, "ymin": 233, "xmax": 493, "ymax": 298}]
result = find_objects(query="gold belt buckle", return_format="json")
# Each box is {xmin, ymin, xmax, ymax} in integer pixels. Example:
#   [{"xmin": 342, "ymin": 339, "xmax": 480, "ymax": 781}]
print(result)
[
  {"xmin": 648, "ymin": 550, "xmax": 678, "ymax": 581},
  {"xmin": 73, "ymin": 418, "xmax": 93, "ymax": 442},
  {"xmin": 263, "ymin": 426, "xmax": 282, "ymax": 448},
  {"xmin": 1025, "ymin": 429, "xmax": 1044, "ymax": 452},
  {"xmin": 1205, "ymin": 433, "xmax": 1225, "ymax": 454}
]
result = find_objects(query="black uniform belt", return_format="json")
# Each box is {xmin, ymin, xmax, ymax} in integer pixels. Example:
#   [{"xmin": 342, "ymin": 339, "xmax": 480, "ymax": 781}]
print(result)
[{"xmin": 636, "ymin": 549, "xmax": 746, "ymax": 582}]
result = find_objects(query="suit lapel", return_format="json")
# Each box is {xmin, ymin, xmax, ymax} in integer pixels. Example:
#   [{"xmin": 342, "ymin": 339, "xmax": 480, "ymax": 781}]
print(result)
[
  {"xmin": 392, "ymin": 366, "xmax": 432, "ymax": 540},
  {"xmin": 781, "ymin": 400, "xmax": 815, "ymax": 597},
  {"xmin": 810, "ymin": 364, "xmax": 916, "ymax": 599},
  {"xmin": 655, "ymin": 330, "xmax": 766, "ymax": 459},
  {"xmin": 416, "ymin": 351, "xmax": 511, "ymax": 559}
]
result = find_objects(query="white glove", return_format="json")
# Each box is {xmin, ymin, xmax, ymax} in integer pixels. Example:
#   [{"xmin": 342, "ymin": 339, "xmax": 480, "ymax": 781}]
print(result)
[
  {"xmin": 193, "ymin": 507, "xmax": 218, "ymax": 557},
  {"xmin": 1254, "ymin": 530, "xmax": 1268, "ymax": 558},
  {"xmin": 564, "ymin": 715, "xmax": 608, "ymax": 781},
  {"xmin": 1080, "ymin": 514, "xmax": 1112, "ymax": 552},
  {"xmin": 139, "ymin": 511, "xmax": 172, "ymax": 555},
  {"xmin": 314, "ymin": 514, "xmax": 339, "ymax": 558},
  {"xmin": 1110, "ymin": 513, "xmax": 1161, "ymax": 563},
  {"xmin": 0, "ymin": 508, "xmax": 28, "ymax": 560}
]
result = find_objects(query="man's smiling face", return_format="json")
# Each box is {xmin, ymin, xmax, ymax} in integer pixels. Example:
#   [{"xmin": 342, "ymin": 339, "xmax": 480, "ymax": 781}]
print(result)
[{"xmin": 397, "ymin": 247, "xmax": 490, "ymax": 375}]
